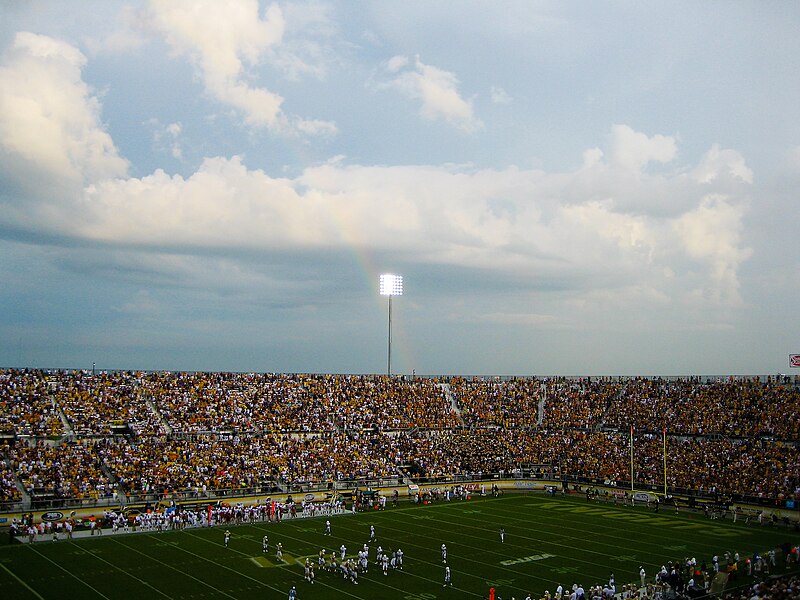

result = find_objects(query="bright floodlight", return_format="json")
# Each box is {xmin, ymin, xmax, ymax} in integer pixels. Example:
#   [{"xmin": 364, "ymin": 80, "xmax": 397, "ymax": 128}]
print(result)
[
  {"xmin": 379, "ymin": 273, "xmax": 403, "ymax": 376},
  {"xmin": 380, "ymin": 273, "xmax": 403, "ymax": 296}
]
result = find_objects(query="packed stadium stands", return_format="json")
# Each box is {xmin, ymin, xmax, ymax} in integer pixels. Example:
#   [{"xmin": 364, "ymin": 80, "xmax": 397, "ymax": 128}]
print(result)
[{"xmin": 1, "ymin": 369, "xmax": 798, "ymax": 510}]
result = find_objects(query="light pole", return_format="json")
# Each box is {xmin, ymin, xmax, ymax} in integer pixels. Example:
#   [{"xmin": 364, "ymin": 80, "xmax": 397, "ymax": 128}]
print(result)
[{"xmin": 379, "ymin": 274, "xmax": 403, "ymax": 376}]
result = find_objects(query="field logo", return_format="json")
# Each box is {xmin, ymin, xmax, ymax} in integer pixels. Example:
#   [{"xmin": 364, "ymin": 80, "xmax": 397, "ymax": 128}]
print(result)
[
  {"xmin": 500, "ymin": 553, "xmax": 555, "ymax": 566},
  {"xmin": 41, "ymin": 511, "xmax": 64, "ymax": 522},
  {"xmin": 790, "ymin": 354, "xmax": 800, "ymax": 368}
]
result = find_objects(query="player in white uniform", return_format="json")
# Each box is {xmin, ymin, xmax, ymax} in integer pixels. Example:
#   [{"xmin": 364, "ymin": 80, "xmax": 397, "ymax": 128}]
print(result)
[
  {"xmin": 443, "ymin": 565, "xmax": 452, "ymax": 587},
  {"xmin": 340, "ymin": 544, "xmax": 347, "ymax": 560},
  {"xmin": 325, "ymin": 520, "xmax": 331, "ymax": 535},
  {"xmin": 224, "ymin": 530, "xmax": 231, "ymax": 548},
  {"xmin": 262, "ymin": 535, "xmax": 269, "ymax": 553},
  {"xmin": 441, "ymin": 543, "xmax": 448, "ymax": 563},
  {"xmin": 500, "ymin": 527, "xmax": 505, "ymax": 543},
  {"xmin": 369, "ymin": 525, "xmax": 376, "ymax": 541}
]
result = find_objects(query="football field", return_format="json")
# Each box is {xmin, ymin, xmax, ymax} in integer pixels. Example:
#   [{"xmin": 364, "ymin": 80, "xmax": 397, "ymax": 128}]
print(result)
[{"xmin": 0, "ymin": 494, "xmax": 796, "ymax": 599}]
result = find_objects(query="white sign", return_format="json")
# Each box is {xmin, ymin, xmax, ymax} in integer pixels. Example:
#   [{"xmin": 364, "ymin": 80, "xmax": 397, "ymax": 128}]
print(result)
[{"xmin": 789, "ymin": 354, "xmax": 800, "ymax": 368}]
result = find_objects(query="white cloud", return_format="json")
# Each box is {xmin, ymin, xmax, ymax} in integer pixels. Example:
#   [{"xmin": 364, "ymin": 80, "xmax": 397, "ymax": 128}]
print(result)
[
  {"xmin": 149, "ymin": 120, "xmax": 184, "ymax": 159},
  {"xmin": 609, "ymin": 124, "xmax": 677, "ymax": 171},
  {"xmin": 0, "ymin": 33, "xmax": 753, "ymax": 313},
  {"xmin": 83, "ymin": 5, "xmax": 147, "ymax": 55},
  {"xmin": 0, "ymin": 32, "xmax": 128, "ymax": 190},
  {"xmin": 271, "ymin": 0, "xmax": 340, "ymax": 81},
  {"xmin": 76, "ymin": 156, "xmax": 333, "ymax": 248},
  {"xmin": 490, "ymin": 86, "xmax": 512, "ymax": 105},
  {"xmin": 381, "ymin": 56, "xmax": 483, "ymax": 133},
  {"xmin": 581, "ymin": 147, "xmax": 603, "ymax": 169},
  {"xmin": 693, "ymin": 144, "xmax": 753, "ymax": 184},
  {"xmin": 562, "ymin": 199, "xmax": 654, "ymax": 254},
  {"xmin": 295, "ymin": 118, "xmax": 338, "ymax": 137},
  {"xmin": 149, "ymin": 0, "xmax": 285, "ymax": 128},
  {"xmin": 674, "ymin": 194, "xmax": 752, "ymax": 304},
  {"xmin": 57, "ymin": 133, "xmax": 749, "ymax": 308},
  {"xmin": 146, "ymin": 0, "xmax": 334, "ymax": 136},
  {"xmin": 386, "ymin": 54, "xmax": 408, "ymax": 73},
  {"xmin": 85, "ymin": 29, "xmax": 146, "ymax": 55}
]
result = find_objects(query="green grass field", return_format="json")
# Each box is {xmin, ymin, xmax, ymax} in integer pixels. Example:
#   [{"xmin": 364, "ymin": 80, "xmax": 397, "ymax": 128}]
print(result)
[{"xmin": 1, "ymin": 494, "xmax": 796, "ymax": 599}]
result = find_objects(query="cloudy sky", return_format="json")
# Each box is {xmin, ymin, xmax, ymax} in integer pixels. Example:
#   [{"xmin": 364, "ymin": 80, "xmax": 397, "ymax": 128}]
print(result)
[{"xmin": 1, "ymin": 1, "xmax": 798, "ymax": 376}]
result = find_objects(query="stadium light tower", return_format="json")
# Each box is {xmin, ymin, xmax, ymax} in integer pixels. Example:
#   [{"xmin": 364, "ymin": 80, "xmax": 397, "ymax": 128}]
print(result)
[{"xmin": 379, "ymin": 273, "xmax": 403, "ymax": 376}]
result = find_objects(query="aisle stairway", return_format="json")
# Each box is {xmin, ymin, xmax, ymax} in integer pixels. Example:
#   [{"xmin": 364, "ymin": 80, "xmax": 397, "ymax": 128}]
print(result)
[{"xmin": 438, "ymin": 383, "xmax": 465, "ymax": 427}]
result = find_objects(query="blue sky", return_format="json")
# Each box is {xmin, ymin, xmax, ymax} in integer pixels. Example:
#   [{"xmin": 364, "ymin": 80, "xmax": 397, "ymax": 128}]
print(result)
[{"xmin": 0, "ymin": 1, "xmax": 798, "ymax": 376}]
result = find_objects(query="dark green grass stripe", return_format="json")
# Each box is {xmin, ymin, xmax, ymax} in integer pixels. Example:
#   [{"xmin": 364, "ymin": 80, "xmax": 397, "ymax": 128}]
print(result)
[
  {"xmin": 512, "ymin": 496, "xmax": 758, "ymax": 548},
  {"xmin": 430, "ymin": 495, "xmax": 786, "ymax": 557},
  {"xmin": 24, "ymin": 543, "xmax": 129, "ymax": 598},
  {"xmin": 75, "ymin": 539, "xmax": 173, "ymax": 599},
  {"xmin": 436, "ymin": 495, "xmax": 726, "ymax": 552},
  {"xmin": 108, "ymin": 534, "xmax": 243, "ymax": 599},
  {"xmin": 429, "ymin": 501, "xmax": 672, "ymax": 564},
  {"xmin": 0, "ymin": 559, "xmax": 46, "ymax": 600},
  {"xmin": 25, "ymin": 543, "xmax": 112, "ymax": 599}
]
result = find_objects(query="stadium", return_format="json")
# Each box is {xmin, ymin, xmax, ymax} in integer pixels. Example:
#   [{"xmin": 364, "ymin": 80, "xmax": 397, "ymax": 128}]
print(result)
[
  {"xmin": 1, "ymin": 369, "xmax": 799, "ymax": 599},
  {"xmin": 2, "ymin": 2, "xmax": 799, "ymax": 600}
]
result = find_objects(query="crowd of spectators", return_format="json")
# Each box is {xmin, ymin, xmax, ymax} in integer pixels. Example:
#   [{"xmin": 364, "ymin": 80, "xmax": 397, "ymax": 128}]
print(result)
[
  {"xmin": 0, "ymin": 463, "xmax": 22, "ymax": 503},
  {"xmin": 539, "ymin": 378, "xmax": 619, "ymax": 430},
  {"xmin": 134, "ymin": 372, "xmax": 459, "ymax": 433},
  {"xmin": 720, "ymin": 574, "xmax": 799, "ymax": 599},
  {"xmin": 8, "ymin": 440, "xmax": 117, "ymax": 500},
  {"xmin": 601, "ymin": 377, "xmax": 800, "ymax": 438},
  {"xmin": 0, "ymin": 370, "xmax": 64, "ymax": 436},
  {"xmin": 92, "ymin": 431, "xmax": 429, "ymax": 498},
  {"xmin": 53, "ymin": 371, "xmax": 164, "ymax": 436},
  {"xmin": 0, "ymin": 369, "xmax": 798, "ymax": 507},
  {"xmin": 449, "ymin": 377, "xmax": 542, "ymax": 428}
]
